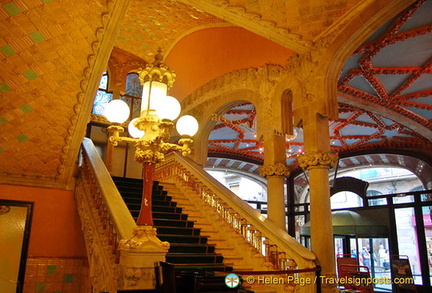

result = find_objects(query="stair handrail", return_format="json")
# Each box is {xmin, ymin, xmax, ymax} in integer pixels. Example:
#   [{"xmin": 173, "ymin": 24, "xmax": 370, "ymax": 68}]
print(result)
[
  {"xmin": 75, "ymin": 138, "xmax": 139, "ymax": 291},
  {"xmin": 155, "ymin": 152, "xmax": 317, "ymax": 271},
  {"xmin": 80, "ymin": 138, "xmax": 136, "ymax": 240}
]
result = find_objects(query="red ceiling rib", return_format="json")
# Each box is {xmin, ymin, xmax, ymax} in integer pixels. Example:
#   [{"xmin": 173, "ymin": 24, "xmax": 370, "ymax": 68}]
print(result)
[{"xmin": 207, "ymin": 0, "xmax": 432, "ymax": 180}]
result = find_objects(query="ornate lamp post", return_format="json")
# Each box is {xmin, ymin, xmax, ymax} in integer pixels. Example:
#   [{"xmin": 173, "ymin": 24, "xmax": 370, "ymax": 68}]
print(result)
[{"xmin": 104, "ymin": 49, "xmax": 199, "ymax": 226}]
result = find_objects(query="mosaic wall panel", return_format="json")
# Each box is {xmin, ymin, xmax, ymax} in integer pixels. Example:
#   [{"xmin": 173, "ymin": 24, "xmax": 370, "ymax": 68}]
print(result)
[{"xmin": 24, "ymin": 257, "xmax": 90, "ymax": 293}]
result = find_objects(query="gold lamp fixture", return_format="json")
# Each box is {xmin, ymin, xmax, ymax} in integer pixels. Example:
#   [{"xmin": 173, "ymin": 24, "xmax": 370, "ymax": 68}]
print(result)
[{"xmin": 104, "ymin": 49, "xmax": 198, "ymax": 226}]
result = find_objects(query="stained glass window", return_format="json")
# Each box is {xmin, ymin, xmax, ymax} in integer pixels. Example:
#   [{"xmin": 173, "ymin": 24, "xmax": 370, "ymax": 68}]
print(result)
[
  {"xmin": 92, "ymin": 72, "xmax": 112, "ymax": 115},
  {"xmin": 125, "ymin": 73, "xmax": 142, "ymax": 98},
  {"xmin": 93, "ymin": 90, "xmax": 113, "ymax": 115},
  {"xmin": 99, "ymin": 73, "xmax": 108, "ymax": 90}
]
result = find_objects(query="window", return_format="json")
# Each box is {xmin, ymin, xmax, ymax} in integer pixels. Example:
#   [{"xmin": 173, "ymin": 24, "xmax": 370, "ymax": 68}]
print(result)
[
  {"xmin": 367, "ymin": 190, "xmax": 384, "ymax": 206},
  {"xmin": 122, "ymin": 73, "xmax": 143, "ymax": 119},
  {"xmin": 92, "ymin": 72, "xmax": 113, "ymax": 115}
]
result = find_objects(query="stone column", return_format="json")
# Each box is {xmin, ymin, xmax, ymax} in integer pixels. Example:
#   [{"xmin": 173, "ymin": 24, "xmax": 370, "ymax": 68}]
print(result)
[
  {"xmin": 260, "ymin": 163, "xmax": 291, "ymax": 230},
  {"xmin": 297, "ymin": 113, "xmax": 338, "ymax": 293}
]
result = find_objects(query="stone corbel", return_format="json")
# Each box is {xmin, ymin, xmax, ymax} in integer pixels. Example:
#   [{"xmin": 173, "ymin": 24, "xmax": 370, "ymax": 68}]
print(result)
[
  {"xmin": 297, "ymin": 151, "xmax": 338, "ymax": 170},
  {"xmin": 118, "ymin": 226, "xmax": 170, "ymax": 290},
  {"xmin": 259, "ymin": 163, "xmax": 291, "ymax": 178}
]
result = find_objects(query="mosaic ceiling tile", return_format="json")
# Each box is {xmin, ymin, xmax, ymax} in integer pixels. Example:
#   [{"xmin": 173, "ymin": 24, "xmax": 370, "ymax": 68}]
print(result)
[
  {"xmin": 0, "ymin": 44, "xmax": 16, "ymax": 56},
  {"xmin": 20, "ymin": 104, "xmax": 33, "ymax": 114},
  {"xmin": 16, "ymin": 134, "xmax": 29, "ymax": 143},
  {"xmin": 29, "ymin": 31, "xmax": 45, "ymax": 44},
  {"xmin": 0, "ymin": 83, "xmax": 12, "ymax": 93},
  {"xmin": 0, "ymin": 116, "xmax": 8, "ymax": 125},
  {"xmin": 0, "ymin": 147, "xmax": 4, "ymax": 153},
  {"xmin": 3, "ymin": 2, "xmax": 21, "ymax": 16},
  {"xmin": 23, "ymin": 69, "xmax": 38, "ymax": 80}
]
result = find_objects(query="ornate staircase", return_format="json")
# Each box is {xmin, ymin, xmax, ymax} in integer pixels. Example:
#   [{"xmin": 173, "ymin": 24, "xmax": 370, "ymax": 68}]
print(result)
[
  {"xmin": 76, "ymin": 138, "xmax": 317, "ymax": 293},
  {"xmin": 113, "ymin": 176, "xmax": 233, "ymax": 273}
]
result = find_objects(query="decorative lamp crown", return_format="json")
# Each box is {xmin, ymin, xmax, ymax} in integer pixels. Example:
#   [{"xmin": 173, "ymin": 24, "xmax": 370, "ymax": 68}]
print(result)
[{"xmin": 138, "ymin": 48, "xmax": 176, "ymax": 115}]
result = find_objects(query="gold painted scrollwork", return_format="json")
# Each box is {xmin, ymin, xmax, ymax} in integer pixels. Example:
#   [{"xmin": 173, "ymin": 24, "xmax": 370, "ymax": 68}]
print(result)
[
  {"xmin": 259, "ymin": 163, "xmax": 291, "ymax": 178},
  {"xmin": 118, "ymin": 226, "xmax": 170, "ymax": 251},
  {"xmin": 297, "ymin": 151, "xmax": 338, "ymax": 170}
]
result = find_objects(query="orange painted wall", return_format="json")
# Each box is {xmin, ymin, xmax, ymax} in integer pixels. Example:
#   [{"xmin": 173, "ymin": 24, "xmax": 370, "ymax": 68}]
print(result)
[
  {"xmin": 0, "ymin": 184, "xmax": 87, "ymax": 257},
  {"xmin": 166, "ymin": 26, "xmax": 294, "ymax": 100}
]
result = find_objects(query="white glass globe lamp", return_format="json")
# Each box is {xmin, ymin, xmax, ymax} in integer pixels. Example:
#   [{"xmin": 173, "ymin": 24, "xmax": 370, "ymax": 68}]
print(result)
[
  {"xmin": 128, "ymin": 118, "xmax": 145, "ymax": 138},
  {"xmin": 155, "ymin": 95, "xmax": 181, "ymax": 121},
  {"xmin": 104, "ymin": 99, "xmax": 130, "ymax": 123},
  {"xmin": 176, "ymin": 115, "xmax": 199, "ymax": 137}
]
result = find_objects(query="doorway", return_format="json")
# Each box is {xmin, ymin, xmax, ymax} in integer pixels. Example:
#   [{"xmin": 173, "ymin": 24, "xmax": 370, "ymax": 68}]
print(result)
[
  {"xmin": 335, "ymin": 235, "xmax": 392, "ymax": 291},
  {"xmin": 0, "ymin": 200, "xmax": 33, "ymax": 293}
]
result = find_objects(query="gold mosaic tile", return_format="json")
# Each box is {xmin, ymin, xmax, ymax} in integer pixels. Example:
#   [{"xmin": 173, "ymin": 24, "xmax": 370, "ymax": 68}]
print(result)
[{"xmin": 24, "ymin": 257, "xmax": 89, "ymax": 293}]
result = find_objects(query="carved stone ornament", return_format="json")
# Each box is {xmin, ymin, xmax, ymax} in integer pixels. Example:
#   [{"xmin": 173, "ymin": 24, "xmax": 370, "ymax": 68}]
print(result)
[
  {"xmin": 297, "ymin": 151, "xmax": 338, "ymax": 170},
  {"xmin": 119, "ymin": 226, "xmax": 170, "ymax": 252},
  {"xmin": 259, "ymin": 163, "xmax": 291, "ymax": 178},
  {"xmin": 118, "ymin": 226, "xmax": 170, "ymax": 290}
]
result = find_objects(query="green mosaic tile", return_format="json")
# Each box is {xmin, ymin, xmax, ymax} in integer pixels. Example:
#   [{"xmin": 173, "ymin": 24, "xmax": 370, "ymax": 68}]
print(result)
[
  {"xmin": 0, "ymin": 83, "xmax": 12, "ymax": 93},
  {"xmin": 3, "ymin": 2, "xmax": 21, "ymax": 16},
  {"xmin": 135, "ymin": 35, "xmax": 142, "ymax": 40},
  {"xmin": 64, "ymin": 274, "xmax": 73, "ymax": 283},
  {"xmin": 35, "ymin": 283, "xmax": 45, "ymax": 292},
  {"xmin": 0, "ymin": 116, "xmax": 8, "ymax": 125},
  {"xmin": 20, "ymin": 104, "xmax": 33, "ymax": 114},
  {"xmin": 0, "ymin": 147, "xmax": 4, "ymax": 153},
  {"xmin": 29, "ymin": 31, "xmax": 45, "ymax": 44},
  {"xmin": 42, "ymin": 0, "xmax": 55, "ymax": 3},
  {"xmin": 16, "ymin": 134, "xmax": 28, "ymax": 143},
  {"xmin": 47, "ymin": 265, "xmax": 57, "ymax": 274},
  {"xmin": 0, "ymin": 44, "xmax": 16, "ymax": 56},
  {"xmin": 23, "ymin": 70, "xmax": 38, "ymax": 80}
]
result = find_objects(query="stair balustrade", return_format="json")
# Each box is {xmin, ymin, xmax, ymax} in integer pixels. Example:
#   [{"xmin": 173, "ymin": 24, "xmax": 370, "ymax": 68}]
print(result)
[
  {"xmin": 155, "ymin": 152, "xmax": 318, "ymax": 293},
  {"xmin": 76, "ymin": 138, "xmax": 168, "ymax": 292}
]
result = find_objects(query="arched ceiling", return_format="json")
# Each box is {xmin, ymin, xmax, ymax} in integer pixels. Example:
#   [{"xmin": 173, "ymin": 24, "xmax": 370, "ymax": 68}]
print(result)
[
  {"xmin": 0, "ymin": 0, "xmax": 431, "ymax": 189},
  {"xmin": 206, "ymin": 0, "xmax": 432, "ymax": 186}
]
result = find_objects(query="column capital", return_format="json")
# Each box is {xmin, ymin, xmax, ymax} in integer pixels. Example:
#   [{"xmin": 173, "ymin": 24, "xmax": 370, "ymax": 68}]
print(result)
[
  {"xmin": 259, "ymin": 163, "xmax": 291, "ymax": 178},
  {"xmin": 297, "ymin": 151, "xmax": 338, "ymax": 170}
]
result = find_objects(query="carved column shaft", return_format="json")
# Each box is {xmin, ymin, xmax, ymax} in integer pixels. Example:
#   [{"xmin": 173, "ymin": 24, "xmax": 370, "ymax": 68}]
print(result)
[
  {"xmin": 298, "ymin": 110, "xmax": 339, "ymax": 293},
  {"xmin": 260, "ymin": 163, "xmax": 290, "ymax": 230}
]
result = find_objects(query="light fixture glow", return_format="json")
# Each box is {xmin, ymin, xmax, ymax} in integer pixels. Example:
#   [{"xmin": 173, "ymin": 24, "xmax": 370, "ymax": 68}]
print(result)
[
  {"xmin": 141, "ymin": 81, "xmax": 167, "ymax": 113},
  {"xmin": 155, "ymin": 95, "xmax": 181, "ymax": 120},
  {"xmin": 128, "ymin": 118, "xmax": 145, "ymax": 138},
  {"xmin": 104, "ymin": 99, "xmax": 130, "ymax": 123},
  {"xmin": 176, "ymin": 115, "xmax": 199, "ymax": 136}
]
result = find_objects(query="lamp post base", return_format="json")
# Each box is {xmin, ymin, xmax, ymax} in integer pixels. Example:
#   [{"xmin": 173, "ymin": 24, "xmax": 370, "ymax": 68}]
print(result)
[{"xmin": 137, "ymin": 162, "xmax": 156, "ymax": 226}]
